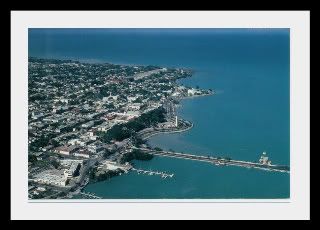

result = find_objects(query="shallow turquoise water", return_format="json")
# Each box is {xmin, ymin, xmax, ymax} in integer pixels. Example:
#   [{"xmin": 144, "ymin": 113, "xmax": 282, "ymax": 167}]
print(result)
[{"xmin": 29, "ymin": 28, "xmax": 290, "ymax": 198}]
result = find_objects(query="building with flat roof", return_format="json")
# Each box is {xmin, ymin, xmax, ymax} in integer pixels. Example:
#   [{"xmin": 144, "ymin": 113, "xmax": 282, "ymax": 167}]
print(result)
[
  {"xmin": 88, "ymin": 142, "xmax": 105, "ymax": 154},
  {"xmin": 98, "ymin": 160, "xmax": 132, "ymax": 172},
  {"xmin": 54, "ymin": 145, "xmax": 79, "ymax": 155},
  {"xmin": 82, "ymin": 121, "xmax": 94, "ymax": 128},
  {"xmin": 32, "ymin": 170, "xmax": 67, "ymax": 187},
  {"xmin": 127, "ymin": 103, "xmax": 142, "ymax": 111},
  {"xmin": 63, "ymin": 162, "xmax": 81, "ymax": 178},
  {"xmin": 74, "ymin": 149, "xmax": 92, "ymax": 159},
  {"xmin": 60, "ymin": 159, "xmax": 83, "ymax": 167}
]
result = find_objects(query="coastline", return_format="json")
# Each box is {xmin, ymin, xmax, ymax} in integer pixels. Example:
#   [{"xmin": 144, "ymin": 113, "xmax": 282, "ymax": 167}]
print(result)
[
  {"xmin": 179, "ymin": 91, "xmax": 214, "ymax": 100},
  {"xmin": 141, "ymin": 120, "xmax": 194, "ymax": 140},
  {"xmin": 27, "ymin": 28, "xmax": 290, "ymax": 200},
  {"xmin": 45, "ymin": 64, "xmax": 206, "ymax": 200},
  {"xmin": 76, "ymin": 73, "xmax": 212, "ymax": 197},
  {"xmin": 74, "ymin": 84, "xmax": 208, "ymax": 199},
  {"xmin": 140, "ymin": 89, "xmax": 214, "ymax": 140}
]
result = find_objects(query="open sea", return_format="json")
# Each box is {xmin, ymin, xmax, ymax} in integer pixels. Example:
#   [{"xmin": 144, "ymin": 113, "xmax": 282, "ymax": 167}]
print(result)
[{"xmin": 29, "ymin": 28, "xmax": 290, "ymax": 199}]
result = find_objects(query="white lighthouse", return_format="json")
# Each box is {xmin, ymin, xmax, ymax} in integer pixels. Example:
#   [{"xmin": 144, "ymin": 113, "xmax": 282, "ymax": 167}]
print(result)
[
  {"xmin": 259, "ymin": 151, "xmax": 271, "ymax": 165},
  {"xmin": 175, "ymin": 116, "xmax": 178, "ymax": 127}
]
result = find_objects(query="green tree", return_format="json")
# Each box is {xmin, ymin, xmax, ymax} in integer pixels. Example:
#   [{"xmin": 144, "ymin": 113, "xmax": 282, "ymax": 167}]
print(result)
[
  {"xmin": 132, "ymin": 136, "xmax": 146, "ymax": 146},
  {"xmin": 28, "ymin": 154, "xmax": 37, "ymax": 163},
  {"xmin": 224, "ymin": 157, "xmax": 231, "ymax": 162},
  {"xmin": 133, "ymin": 98, "xmax": 143, "ymax": 103},
  {"xmin": 101, "ymin": 108, "xmax": 166, "ymax": 143},
  {"xmin": 50, "ymin": 160, "xmax": 60, "ymax": 169},
  {"xmin": 154, "ymin": 147, "xmax": 162, "ymax": 151},
  {"xmin": 50, "ymin": 139, "xmax": 60, "ymax": 147}
]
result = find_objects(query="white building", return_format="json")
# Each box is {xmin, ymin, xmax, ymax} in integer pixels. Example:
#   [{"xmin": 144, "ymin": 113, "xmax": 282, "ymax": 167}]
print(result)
[
  {"xmin": 103, "ymin": 95, "xmax": 118, "ymax": 102},
  {"xmin": 98, "ymin": 160, "xmax": 132, "ymax": 172},
  {"xmin": 88, "ymin": 142, "xmax": 105, "ymax": 154},
  {"xmin": 78, "ymin": 139, "xmax": 92, "ymax": 147},
  {"xmin": 127, "ymin": 103, "xmax": 142, "ymax": 111},
  {"xmin": 60, "ymin": 159, "xmax": 83, "ymax": 167},
  {"xmin": 31, "ymin": 112, "xmax": 44, "ymax": 120},
  {"xmin": 125, "ymin": 110, "xmax": 140, "ymax": 117},
  {"xmin": 172, "ymin": 91, "xmax": 181, "ymax": 97},
  {"xmin": 33, "ymin": 170, "xmax": 67, "ymax": 187},
  {"xmin": 68, "ymin": 139, "xmax": 80, "ymax": 145},
  {"xmin": 109, "ymin": 112, "xmax": 140, "ymax": 123},
  {"xmin": 97, "ymin": 122, "xmax": 116, "ymax": 132},
  {"xmin": 187, "ymin": 89, "xmax": 199, "ymax": 96},
  {"xmin": 82, "ymin": 121, "xmax": 94, "ymax": 128},
  {"xmin": 55, "ymin": 145, "xmax": 79, "ymax": 155},
  {"xmin": 63, "ymin": 162, "xmax": 80, "ymax": 178},
  {"xmin": 74, "ymin": 149, "xmax": 91, "ymax": 159},
  {"xmin": 88, "ymin": 131, "xmax": 94, "ymax": 137},
  {"xmin": 127, "ymin": 96, "xmax": 138, "ymax": 102},
  {"xmin": 60, "ymin": 99, "xmax": 68, "ymax": 104}
]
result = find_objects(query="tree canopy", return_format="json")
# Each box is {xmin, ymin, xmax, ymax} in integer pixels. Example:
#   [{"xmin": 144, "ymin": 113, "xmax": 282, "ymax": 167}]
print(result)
[{"xmin": 101, "ymin": 108, "xmax": 166, "ymax": 143}]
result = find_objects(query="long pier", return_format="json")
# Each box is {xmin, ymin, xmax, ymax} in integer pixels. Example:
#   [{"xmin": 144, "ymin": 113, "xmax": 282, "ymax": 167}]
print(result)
[
  {"xmin": 131, "ymin": 168, "xmax": 174, "ymax": 179},
  {"xmin": 133, "ymin": 147, "xmax": 290, "ymax": 173}
]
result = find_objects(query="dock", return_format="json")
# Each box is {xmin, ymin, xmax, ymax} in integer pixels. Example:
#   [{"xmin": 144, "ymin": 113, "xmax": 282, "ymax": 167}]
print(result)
[
  {"xmin": 79, "ymin": 192, "xmax": 102, "ymax": 199},
  {"xmin": 131, "ymin": 168, "xmax": 174, "ymax": 179}
]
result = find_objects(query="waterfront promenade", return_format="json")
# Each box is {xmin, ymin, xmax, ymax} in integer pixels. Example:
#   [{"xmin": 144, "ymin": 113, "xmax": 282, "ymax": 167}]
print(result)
[{"xmin": 137, "ymin": 119, "xmax": 193, "ymax": 140}]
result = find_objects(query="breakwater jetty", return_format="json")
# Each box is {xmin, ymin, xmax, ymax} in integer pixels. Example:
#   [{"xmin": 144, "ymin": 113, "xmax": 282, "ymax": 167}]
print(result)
[{"xmin": 133, "ymin": 147, "xmax": 290, "ymax": 173}]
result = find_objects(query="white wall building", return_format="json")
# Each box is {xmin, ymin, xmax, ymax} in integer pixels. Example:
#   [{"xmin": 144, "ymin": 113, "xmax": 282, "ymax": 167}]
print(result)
[
  {"xmin": 33, "ymin": 170, "xmax": 67, "ymax": 187},
  {"xmin": 74, "ymin": 149, "xmax": 91, "ymax": 159},
  {"xmin": 63, "ymin": 162, "xmax": 80, "ymax": 178},
  {"xmin": 68, "ymin": 139, "xmax": 80, "ymax": 145},
  {"xmin": 82, "ymin": 121, "xmax": 94, "ymax": 128},
  {"xmin": 127, "ymin": 103, "xmax": 142, "ymax": 111},
  {"xmin": 98, "ymin": 160, "xmax": 132, "ymax": 172},
  {"xmin": 187, "ymin": 89, "xmax": 199, "ymax": 96}
]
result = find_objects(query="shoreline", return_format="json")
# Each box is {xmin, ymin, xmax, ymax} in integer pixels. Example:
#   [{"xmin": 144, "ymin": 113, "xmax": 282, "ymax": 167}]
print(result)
[
  {"xmin": 141, "ymin": 121, "xmax": 194, "ymax": 140},
  {"xmin": 82, "ymin": 69, "xmax": 212, "ymax": 199},
  {"xmin": 179, "ymin": 91, "xmax": 214, "ymax": 100},
  {"xmin": 76, "ymin": 78, "xmax": 212, "ymax": 198},
  {"xmin": 30, "ymin": 59, "xmax": 213, "ymax": 199},
  {"xmin": 74, "ymin": 120, "xmax": 195, "ymax": 198},
  {"xmin": 140, "ymin": 90, "xmax": 214, "ymax": 141}
]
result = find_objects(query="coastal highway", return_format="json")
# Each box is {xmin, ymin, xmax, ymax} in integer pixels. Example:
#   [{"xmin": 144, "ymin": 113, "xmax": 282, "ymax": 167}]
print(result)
[{"xmin": 133, "ymin": 147, "xmax": 290, "ymax": 173}]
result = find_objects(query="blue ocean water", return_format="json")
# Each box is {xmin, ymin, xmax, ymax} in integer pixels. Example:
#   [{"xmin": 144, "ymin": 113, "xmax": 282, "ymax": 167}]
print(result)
[{"xmin": 29, "ymin": 28, "xmax": 290, "ymax": 198}]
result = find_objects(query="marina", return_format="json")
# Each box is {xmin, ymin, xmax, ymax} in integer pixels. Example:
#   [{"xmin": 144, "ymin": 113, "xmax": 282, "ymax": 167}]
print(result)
[
  {"xmin": 131, "ymin": 168, "xmax": 174, "ymax": 179},
  {"xmin": 79, "ymin": 192, "xmax": 102, "ymax": 199}
]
